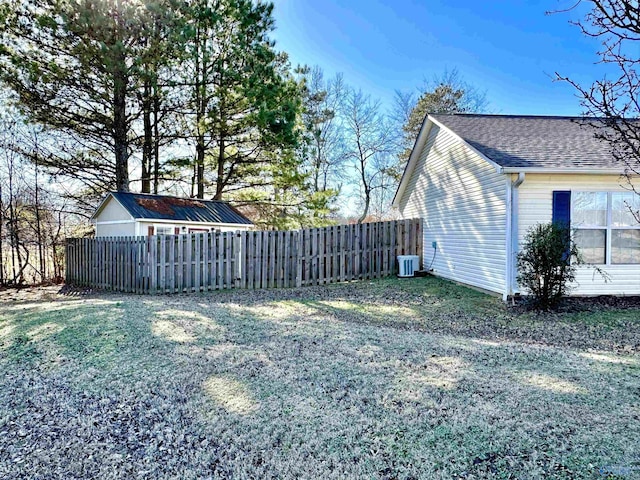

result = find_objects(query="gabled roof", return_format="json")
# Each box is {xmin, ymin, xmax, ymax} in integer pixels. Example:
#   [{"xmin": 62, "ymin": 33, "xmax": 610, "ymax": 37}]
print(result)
[
  {"xmin": 93, "ymin": 192, "xmax": 253, "ymax": 225},
  {"xmin": 393, "ymin": 113, "xmax": 628, "ymax": 207},
  {"xmin": 429, "ymin": 114, "xmax": 622, "ymax": 170}
]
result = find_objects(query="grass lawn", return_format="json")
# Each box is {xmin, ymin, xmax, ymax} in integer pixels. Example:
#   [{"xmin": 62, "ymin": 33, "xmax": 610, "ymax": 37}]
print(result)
[{"xmin": 1, "ymin": 277, "xmax": 639, "ymax": 479}]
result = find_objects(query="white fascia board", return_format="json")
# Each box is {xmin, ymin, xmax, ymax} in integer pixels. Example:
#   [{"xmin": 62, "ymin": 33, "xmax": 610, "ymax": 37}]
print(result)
[
  {"xmin": 428, "ymin": 116, "xmax": 505, "ymax": 175},
  {"xmin": 135, "ymin": 218, "xmax": 252, "ymax": 229},
  {"xmin": 90, "ymin": 193, "xmax": 135, "ymax": 221},
  {"xmin": 501, "ymin": 167, "xmax": 626, "ymax": 175},
  {"xmin": 94, "ymin": 220, "xmax": 136, "ymax": 225},
  {"xmin": 392, "ymin": 118, "xmax": 434, "ymax": 208}
]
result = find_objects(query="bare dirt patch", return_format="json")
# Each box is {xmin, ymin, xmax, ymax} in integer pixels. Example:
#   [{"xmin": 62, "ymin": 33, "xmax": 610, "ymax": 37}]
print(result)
[{"xmin": 0, "ymin": 286, "xmax": 63, "ymax": 304}]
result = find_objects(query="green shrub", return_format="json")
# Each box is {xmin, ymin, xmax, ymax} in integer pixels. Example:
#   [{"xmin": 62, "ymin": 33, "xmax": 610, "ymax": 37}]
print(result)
[{"xmin": 516, "ymin": 222, "xmax": 580, "ymax": 309}]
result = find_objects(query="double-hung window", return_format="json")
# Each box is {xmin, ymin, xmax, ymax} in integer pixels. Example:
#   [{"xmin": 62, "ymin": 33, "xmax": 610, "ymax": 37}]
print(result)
[{"xmin": 571, "ymin": 191, "xmax": 640, "ymax": 265}]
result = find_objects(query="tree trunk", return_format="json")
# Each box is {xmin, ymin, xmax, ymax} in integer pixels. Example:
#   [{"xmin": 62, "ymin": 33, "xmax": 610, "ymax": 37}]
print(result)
[
  {"xmin": 7, "ymin": 157, "xmax": 21, "ymax": 283},
  {"xmin": 357, "ymin": 139, "xmax": 370, "ymax": 224},
  {"xmin": 153, "ymin": 90, "xmax": 160, "ymax": 194},
  {"xmin": 8, "ymin": 202, "xmax": 24, "ymax": 285},
  {"xmin": 141, "ymin": 80, "xmax": 152, "ymax": 193},
  {"xmin": 34, "ymin": 155, "xmax": 45, "ymax": 281},
  {"xmin": 190, "ymin": 163, "xmax": 196, "ymax": 198},
  {"xmin": 357, "ymin": 188, "xmax": 371, "ymax": 224},
  {"xmin": 114, "ymin": 71, "xmax": 129, "ymax": 192},
  {"xmin": 0, "ymin": 183, "xmax": 4, "ymax": 285},
  {"xmin": 196, "ymin": 142, "xmax": 205, "ymax": 199},
  {"xmin": 214, "ymin": 136, "xmax": 225, "ymax": 200},
  {"xmin": 193, "ymin": 25, "xmax": 207, "ymax": 200},
  {"xmin": 113, "ymin": 1, "xmax": 129, "ymax": 192}
]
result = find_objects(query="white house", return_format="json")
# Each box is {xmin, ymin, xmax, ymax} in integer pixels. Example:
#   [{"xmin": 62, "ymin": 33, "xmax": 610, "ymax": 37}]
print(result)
[
  {"xmin": 91, "ymin": 192, "xmax": 253, "ymax": 237},
  {"xmin": 393, "ymin": 114, "xmax": 640, "ymax": 298}
]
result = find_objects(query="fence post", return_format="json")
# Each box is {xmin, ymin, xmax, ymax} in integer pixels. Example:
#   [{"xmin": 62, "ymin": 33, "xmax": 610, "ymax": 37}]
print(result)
[
  {"xmin": 415, "ymin": 218, "xmax": 423, "ymax": 266},
  {"xmin": 207, "ymin": 233, "xmax": 214, "ymax": 291},
  {"xmin": 295, "ymin": 230, "xmax": 302, "ymax": 287},
  {"xmin": 194, "ymin": 233, "xmax": 201, "ymax": 292},
  {"xmin": 224, "ymin": 232, "xmax": 234, "ymax": 289},
  {"xmin": 65, "ymin": 239, "xmax": 72, "ymax": 284},
  {"xmin": 246, "ymin": 231, "xmax": 254, "ymax": 289},
  {"xmin": 283, "ymin": 230, "xmax": 290, "ymax": 287},
  {"xmin": 241, "ymin": 231, "xmax": 248, "ymax": 289},
  {"xmin": 233, "ymin": 231, "xmax": 242, "ymax": 288},
  {"xmin": 149, "ymin": 236, "xmax": 157, "ymax": 293},
  {"xmin": 268, "ymin": 231, "xmax": 276, "ymax": 288}
]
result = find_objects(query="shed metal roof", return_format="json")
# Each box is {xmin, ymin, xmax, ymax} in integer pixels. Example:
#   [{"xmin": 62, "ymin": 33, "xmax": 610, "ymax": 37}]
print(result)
[
  {"xmin": 96, "ymin": 192, "xmax": 253, "ymax": 225},
  {"xmin": 430, "ymin": 114, "xmax": 624, "ymax": 170}
]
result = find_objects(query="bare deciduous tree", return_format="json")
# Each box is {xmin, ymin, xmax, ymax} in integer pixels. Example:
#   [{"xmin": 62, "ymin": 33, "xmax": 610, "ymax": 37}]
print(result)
[
  {"xmin": 395, "ymin": 69, "xmax": 489, "ymax": 168},
  {"xmin": 556, "ymin": 1, "xmax": 640, "ymax": 209},
  {"xmin": 0, "ymin": 108, "xmax": 75, "ymax": 285},
  {"xmin": 298, "ymin": 66, "xmax": 349, "ymax": 195},
  {"xmin": 342, "ymin": 88, "xmax": 394, "ymax": 224}
]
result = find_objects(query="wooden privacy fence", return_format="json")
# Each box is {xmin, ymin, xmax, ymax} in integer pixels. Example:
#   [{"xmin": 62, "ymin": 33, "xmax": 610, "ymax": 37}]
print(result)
[{"xmin": 66, "ymin": 219, "xmax": 422, "ymax": 294}]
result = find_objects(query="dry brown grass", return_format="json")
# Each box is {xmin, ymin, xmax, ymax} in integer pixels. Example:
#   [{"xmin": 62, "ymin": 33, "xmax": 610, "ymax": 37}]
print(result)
[{"xmin": 1, "ymin": 278, "xmax": 639, "ymax": 479}]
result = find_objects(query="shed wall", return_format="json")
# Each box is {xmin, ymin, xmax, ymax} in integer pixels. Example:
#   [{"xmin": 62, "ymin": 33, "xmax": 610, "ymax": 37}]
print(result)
[
  {"xmin": 96, "ymin": 197, "xmax": 132, "ymax": 222},
  {"xmin": 96, "ymin": 222, "xmax": 135, "ymax": 237}
]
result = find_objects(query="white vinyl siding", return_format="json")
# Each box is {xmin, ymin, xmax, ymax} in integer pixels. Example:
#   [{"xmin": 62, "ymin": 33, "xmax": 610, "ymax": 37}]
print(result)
[
  {"xmin": 96, "ymin": 222, "xmax": 135, "ymax": 237},
  {"xmin": 518, "ymin": 174, "xmax": 640, "ymax": 295},
  {"xmin": 398, "ymin": 124, "xmax": 507, "ymax": 294},
  {"xmin": 96, "ymin": 197, "xmax": 132, "ymax": 222},
  {"xmin": 94, "ymin": 197, "xmax": 135, "ymax": 237}
]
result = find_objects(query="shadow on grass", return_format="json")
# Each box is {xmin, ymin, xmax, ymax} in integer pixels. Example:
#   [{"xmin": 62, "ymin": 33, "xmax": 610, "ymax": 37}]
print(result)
[
  {"xmin": 1, "ymin": 299, "xmax": 128, "ymax": 366},
  {"xmin": 1, "ymin": 277, "xmax": 639, "ymax": 478}
]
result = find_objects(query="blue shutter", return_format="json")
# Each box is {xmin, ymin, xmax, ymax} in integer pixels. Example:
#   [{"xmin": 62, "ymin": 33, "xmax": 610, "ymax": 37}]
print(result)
[
  {"xmin": 552, "ymin": 191, "xmax": 571, "ymax": 227},
  {"xmin": 553, "ymin": 191, "xmax": 572, "ymax": 263}
]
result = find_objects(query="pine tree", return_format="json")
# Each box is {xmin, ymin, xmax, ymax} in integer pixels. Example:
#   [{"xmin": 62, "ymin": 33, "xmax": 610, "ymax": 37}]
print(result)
[
  {"xmin": 180, "ymin": 0, "xmax": 301, "ymax": 201},
  {"xmin": 0, "ymin": 0, "xmax": 149, "ymax": 192},
  {"xmin": 395, "ymin": 69, "xmax": 488, "ymax": 170}
]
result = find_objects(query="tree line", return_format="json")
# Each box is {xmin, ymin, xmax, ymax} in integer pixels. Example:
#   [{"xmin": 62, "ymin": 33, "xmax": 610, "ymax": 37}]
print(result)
[
  {"xmin": 0, "ymin": 0, "xmax": 488, "ymax": 228},
  {"xmin": 0, "ymin": 0, "xmax": 492, "ymax": 285},
  {"xmin": 0, "ymin": 107, "xmax": 87, "ymax": 285},
  {"xmin": 2, "ymin": 0, "xmax": 635, "ymax": 286}
]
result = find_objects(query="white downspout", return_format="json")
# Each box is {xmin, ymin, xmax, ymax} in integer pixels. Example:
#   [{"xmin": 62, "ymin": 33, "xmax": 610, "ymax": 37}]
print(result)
[
  {"xmin": 504, "ymin": 179, "xmax": 513, "ymax": 302},
  {"xmin": 508, "ymin": 173, "xmax": 525, "ymax": 299}
]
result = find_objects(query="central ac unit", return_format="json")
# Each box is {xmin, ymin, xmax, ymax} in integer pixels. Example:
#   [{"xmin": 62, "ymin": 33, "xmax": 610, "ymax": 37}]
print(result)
[{"xmin": 397, "ymin": 255, "xmax": 419, "ymax": 278}]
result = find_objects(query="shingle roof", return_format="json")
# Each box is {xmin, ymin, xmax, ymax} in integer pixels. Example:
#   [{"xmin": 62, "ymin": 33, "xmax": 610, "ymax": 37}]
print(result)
[
  {"xmin": 105, "ymin": 192, "xmax": 253, "ymax": 225},
  {"xmin": 430, "ymin": 114, "xmax": 622, "ymax": 169}
]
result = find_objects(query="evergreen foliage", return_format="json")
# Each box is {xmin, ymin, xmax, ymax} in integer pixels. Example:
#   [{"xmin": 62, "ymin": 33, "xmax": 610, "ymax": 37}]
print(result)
[{"xmin": 516, "ymin": 222, "xmax": 580, "ymax": 309}]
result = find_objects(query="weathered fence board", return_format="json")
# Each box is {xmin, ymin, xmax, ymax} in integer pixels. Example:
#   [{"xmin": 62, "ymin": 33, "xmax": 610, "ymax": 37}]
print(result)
[{"xmin": 66, "ymin": 219, "xmax": 422, "ymax": 294}]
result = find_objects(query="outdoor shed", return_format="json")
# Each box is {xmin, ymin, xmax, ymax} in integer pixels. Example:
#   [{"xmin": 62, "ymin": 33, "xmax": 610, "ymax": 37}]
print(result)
[
  {"xmin": 393, "ymin": 114, "xmax": 640, "ymax": 298},
  {"xmin": 91, "ymin": 192, "xmax": 253, "ymax": 238}
]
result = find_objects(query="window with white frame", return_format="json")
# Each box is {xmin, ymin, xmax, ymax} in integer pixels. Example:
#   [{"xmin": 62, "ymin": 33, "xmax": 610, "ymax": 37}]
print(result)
[
  {"xmin": 572, "ymin": 191, "xmax": 640, "ymax": 264},
  {"xmin": 155, "ymin": 225, "xmax": 174, "ymax": 236}
]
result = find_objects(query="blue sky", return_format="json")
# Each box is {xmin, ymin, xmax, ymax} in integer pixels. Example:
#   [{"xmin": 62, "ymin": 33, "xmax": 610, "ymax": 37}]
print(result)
[{"xmin": 270, "ymin": 0, "xmax": 609, "ymax": 116}]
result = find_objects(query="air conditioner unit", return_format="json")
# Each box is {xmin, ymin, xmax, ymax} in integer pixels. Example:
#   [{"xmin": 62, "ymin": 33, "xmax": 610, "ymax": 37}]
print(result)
[{"xmin": 397, "ymin": 255, "xmax": 419, "ymax": 278}]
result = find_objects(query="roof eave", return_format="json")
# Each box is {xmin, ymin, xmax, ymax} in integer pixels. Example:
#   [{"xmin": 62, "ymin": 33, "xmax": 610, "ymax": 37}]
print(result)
[
  {"xmin": 133, "ymin": 218, "xmax": 253, "ymax": 227},
  {"xmin": 98, "ymin": 192, "xmax": 253, "ymax": 225},
  {"xmin": 501, "ymin": 167, "xmax": 627, "ymax": 175},
  {"xmin": 392, "ymin": 118, "xmax": 435, "ymax": 208},
  {"xmin": 393, "ymin": 114, "xmax": 511, "ymax": 208}
]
